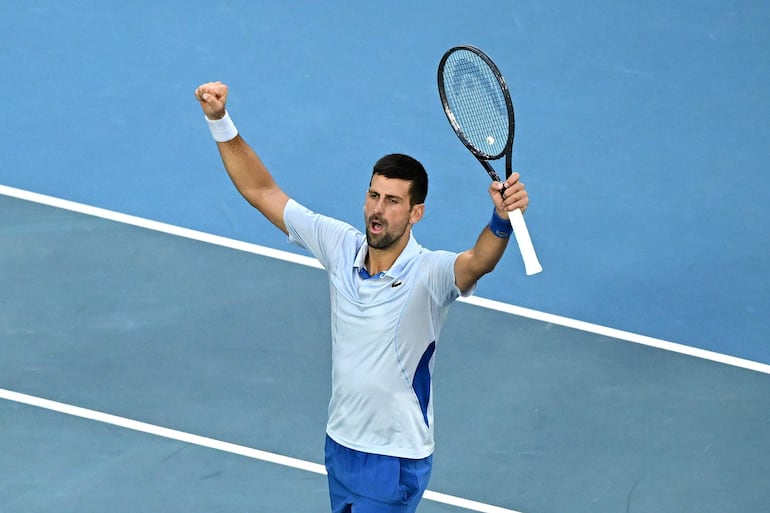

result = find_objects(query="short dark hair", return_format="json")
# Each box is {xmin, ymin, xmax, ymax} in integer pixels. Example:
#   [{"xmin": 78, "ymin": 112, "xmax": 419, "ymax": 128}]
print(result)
[{"xmin": 371, "ymin": 154, "xmax": 428, "ymax": 206}]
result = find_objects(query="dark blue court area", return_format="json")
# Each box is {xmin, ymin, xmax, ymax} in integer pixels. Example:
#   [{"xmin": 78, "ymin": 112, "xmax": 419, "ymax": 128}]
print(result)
[
  {"xmin": 2, "ymin": 2, "xmax": 769, "ymax": 513},
  {"xmin": 2, "ymin": 194, "xmax": 770, "ymax": 513}
]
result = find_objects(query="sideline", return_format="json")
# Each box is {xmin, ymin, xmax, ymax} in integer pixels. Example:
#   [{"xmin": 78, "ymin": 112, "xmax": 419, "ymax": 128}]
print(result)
[{"xmin": 0, "ymin": 388, "xmax": 521, "ymax": 513}]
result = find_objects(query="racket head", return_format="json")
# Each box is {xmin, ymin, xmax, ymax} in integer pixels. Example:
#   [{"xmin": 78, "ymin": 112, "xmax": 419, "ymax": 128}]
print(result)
[{"xmin": 438, "ymin": 45, "xmax": 515, "ymax": 162}]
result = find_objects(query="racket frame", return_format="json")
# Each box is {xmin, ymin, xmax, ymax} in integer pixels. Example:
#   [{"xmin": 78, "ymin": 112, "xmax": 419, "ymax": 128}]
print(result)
[{"xmin": 437, "ymin": 44, "xmax": 515, "ymax": 165}]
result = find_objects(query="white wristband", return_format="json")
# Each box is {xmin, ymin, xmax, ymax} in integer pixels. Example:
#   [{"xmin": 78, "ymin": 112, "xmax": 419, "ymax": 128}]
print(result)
[{"xmin": 206, "ymin": 111, "xmax": 238, "ymax": 142}]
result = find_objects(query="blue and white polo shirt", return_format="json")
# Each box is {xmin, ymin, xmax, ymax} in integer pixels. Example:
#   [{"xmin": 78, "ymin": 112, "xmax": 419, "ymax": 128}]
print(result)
[{"xmin": 283, "ymin": 199, "xmax": 472, "ymax": 459}]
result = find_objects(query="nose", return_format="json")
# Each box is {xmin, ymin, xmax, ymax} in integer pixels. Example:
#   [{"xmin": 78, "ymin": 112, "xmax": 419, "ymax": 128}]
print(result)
[{"xmin": 371, "ymin": 198, "xmax": 385, "ymax": 215}]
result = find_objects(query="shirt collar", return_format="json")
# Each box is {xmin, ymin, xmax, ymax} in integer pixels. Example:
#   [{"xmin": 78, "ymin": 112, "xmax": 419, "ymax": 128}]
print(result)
[{"xmin": 354, "ymin": 233, "xmax": 421, "ymax": 279}]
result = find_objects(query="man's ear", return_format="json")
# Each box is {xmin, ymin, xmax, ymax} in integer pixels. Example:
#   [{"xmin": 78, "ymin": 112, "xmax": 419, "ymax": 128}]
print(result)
[{"xmin": 410, "ymin": 204, "xmax": 425, "ymax": 224}]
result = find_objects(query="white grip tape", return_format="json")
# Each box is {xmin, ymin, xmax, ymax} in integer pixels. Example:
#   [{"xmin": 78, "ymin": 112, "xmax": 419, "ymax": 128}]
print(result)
[{"xmin": 507, "ymin": 208, "xmax": 543, "ymax": 275}]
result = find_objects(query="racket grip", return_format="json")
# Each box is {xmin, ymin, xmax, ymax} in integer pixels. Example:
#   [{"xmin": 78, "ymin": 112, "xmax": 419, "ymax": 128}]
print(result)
[{"xmin": 507, "ymin": 208, "xmax": 543, "ymax": 275}]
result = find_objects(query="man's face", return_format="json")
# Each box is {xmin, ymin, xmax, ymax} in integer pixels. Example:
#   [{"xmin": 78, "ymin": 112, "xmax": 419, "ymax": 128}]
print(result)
[{"xmin": 364, "ymin": 174, "xmax": 422, "ymax": 250}]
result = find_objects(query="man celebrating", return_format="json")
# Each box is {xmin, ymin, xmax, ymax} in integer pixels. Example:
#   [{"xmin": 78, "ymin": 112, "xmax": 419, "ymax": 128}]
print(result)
[{"xmin": 195, "ymin": 81, "xmax": 529, "ymax": 513}]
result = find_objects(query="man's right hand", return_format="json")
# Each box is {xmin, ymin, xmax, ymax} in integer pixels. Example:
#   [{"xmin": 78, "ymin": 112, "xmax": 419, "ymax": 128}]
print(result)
[{"xmin": 194, "ymin": 81, "xmax": 228, "ymax": 120}]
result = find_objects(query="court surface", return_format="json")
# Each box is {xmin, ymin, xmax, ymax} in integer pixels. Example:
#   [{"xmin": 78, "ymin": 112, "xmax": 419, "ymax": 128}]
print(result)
[
  {"xmin": 2, "ymin": 2, "xmax": 770, "ymax": 513},
  {"xmin": 2, "ymin": 192, "xmax": 770, "ymax": 513}
]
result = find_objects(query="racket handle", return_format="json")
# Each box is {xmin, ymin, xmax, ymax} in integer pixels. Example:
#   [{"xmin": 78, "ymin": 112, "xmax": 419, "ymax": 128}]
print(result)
[{"xmin": 507, "ymin": 208, "xmax": 543, "ymax": 275}]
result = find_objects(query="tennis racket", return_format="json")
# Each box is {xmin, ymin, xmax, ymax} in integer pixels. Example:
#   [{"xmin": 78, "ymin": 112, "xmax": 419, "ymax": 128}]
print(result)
[{"xmin": 438, "ymin": 45, "xmax": 542, "ymax": 275}]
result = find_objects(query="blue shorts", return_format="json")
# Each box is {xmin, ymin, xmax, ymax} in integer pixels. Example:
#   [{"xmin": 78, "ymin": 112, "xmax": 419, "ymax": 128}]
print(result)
[{"xmin": 324, "ymin": 435, "xmax": 433, "ymax": 513}]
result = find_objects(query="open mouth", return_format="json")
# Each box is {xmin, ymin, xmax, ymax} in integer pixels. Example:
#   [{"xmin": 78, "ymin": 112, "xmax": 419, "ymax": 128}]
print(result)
[{"xmin": 369, "ymin": 217, "xmax": 384, "ymax": 234}]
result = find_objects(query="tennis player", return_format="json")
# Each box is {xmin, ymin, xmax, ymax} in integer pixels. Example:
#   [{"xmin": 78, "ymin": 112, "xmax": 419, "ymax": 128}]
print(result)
[{"xmin": 195, "ymin": 81, "xmax": 529, "ymax": 513}]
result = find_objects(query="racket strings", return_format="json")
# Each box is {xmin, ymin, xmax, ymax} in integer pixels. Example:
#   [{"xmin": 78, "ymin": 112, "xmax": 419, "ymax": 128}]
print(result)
[{"xmin": 442, "ymin": 51, "xmax": 509, "ymax": 157}]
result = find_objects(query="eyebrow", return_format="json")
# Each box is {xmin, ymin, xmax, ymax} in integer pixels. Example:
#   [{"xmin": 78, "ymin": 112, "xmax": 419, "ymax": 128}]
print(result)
[{"xmin": 368, "ymin": 188, "xmax": 405, "ymax": 202}]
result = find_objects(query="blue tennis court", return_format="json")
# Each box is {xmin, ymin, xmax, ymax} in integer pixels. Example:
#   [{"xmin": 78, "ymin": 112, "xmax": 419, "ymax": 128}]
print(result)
[{"xmin": 2, "ymin": 2, "xmax": 769, "ymax": 513}]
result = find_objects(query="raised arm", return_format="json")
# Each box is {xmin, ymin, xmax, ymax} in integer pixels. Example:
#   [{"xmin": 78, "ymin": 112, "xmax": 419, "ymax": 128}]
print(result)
[
  {"xmin": 454, "ymin": 173, "xmax": 529, "ymax": 293},
  {"xmin": 195, "ymin": 81, "xmax": 290, "ymax": 234}
]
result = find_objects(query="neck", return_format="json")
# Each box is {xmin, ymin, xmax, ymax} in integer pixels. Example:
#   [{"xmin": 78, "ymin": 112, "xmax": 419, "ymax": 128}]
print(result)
[{"xmin": 365, "ymin": 232, "xmax": 410, "ymax": 275}]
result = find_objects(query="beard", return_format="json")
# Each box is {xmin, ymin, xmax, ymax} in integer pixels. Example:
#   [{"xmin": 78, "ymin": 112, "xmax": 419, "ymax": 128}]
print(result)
[
  {"xmin": 365, "ymin": 215, "xmax": 407, "ymax": 250},
  {"xmin": 366, "ymin": 229, "xmax": 399, "ymax": 249}
]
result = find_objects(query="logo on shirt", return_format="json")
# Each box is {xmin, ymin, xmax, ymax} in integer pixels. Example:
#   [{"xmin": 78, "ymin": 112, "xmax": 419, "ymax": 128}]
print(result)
[{"xmin": 390, "ymin": 280, "xmax": 403, "ymax": 288}]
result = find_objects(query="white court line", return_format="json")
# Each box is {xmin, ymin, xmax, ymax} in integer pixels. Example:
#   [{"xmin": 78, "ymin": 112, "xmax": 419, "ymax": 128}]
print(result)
[
  {"xmin": 2, "ymin": 184, "xmax": 768, "ymax": 375},
  {"xmin": 465, "ymin": 297, "xmax": 770, "ymax": 375},
  {"xmin": 0, "ymin": 388, "xmax": 521, "ymax": 513}
]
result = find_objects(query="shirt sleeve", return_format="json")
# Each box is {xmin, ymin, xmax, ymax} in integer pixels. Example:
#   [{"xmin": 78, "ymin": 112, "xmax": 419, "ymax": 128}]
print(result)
[
  {"xmin": 420, "ymin": 249, "xmax": 476, "ymax": 307},
  {"xmin": 283, "ymin": 199, "xmax": 360, "ymax": 270}
]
